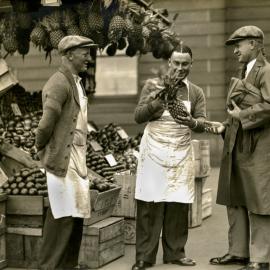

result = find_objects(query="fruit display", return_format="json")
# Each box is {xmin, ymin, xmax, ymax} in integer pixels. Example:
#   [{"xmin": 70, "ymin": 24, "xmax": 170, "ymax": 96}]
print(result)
[
  {"xmin": 0, "ymin": 110, "xmax": 42, "ymax": 160},
  {"xmin": 0, "ymin": 167, "xmax": 47, "ymax": 196},
  {"xmin": 0, "ymin": 0, "xmax": 179, "ymax": 60}
]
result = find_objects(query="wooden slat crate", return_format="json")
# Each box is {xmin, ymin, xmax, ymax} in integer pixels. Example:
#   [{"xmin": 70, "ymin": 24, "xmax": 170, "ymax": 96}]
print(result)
[
  {"xmin": 124, "ymin": 218, "xmax": 136, "ymax": 245},
  {"xmin": 6, "ymin": 229, "xmax": 43, "ymax": 269},
  {"xmin": 84, "ymin": 187, "xmax": 121, "ymax": 226},
  {"xmin": 79, "ymin": 217, "xmax": 125, "ymax": 269},
  {"xmin": 6, "ymin": 195, "xmax": 45, "ymax": 228},
  {"xmin": 188, "ymin": 177, "xmax": 207, "ymax": 228},
  {"xmin": 0, "ymin": 193, "xmax": 7, "ymax": 269},
  {"xmin": 112, "ymin": 172, "xmax": 137, "ymax": 218},
  {"xmin": 202, "ymin": 188, "xmax": 213, "ymax": 220}
]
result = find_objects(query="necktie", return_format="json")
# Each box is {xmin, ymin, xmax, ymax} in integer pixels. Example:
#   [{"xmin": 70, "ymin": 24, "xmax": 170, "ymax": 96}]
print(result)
[
  {"xmin": 241, "ymin": 63, "xmax": 247, "ymax": 79},
  {"xmin": 79, "ymin": 80, "xmax": 87, "ymax": 96}
]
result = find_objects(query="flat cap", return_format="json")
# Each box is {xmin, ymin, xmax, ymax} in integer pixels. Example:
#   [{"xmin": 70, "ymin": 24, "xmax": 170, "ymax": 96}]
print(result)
[
  {"xmin": 225, "ymin": 25, "xmax": 264, "ymax": 45},
  {"xmin": 58, "ymin": 35, "xmax": 97, "ymax": 54}
]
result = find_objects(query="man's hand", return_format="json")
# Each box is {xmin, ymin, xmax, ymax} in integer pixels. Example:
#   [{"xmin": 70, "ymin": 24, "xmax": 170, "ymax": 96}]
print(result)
[
  {"xmin": 175, "ymin": 112, "xmax": 196, "ymax": 128},
  {"xmin": 205, "ymin": 121, "xmax": 226, "ymax": 134},
  {"xmin": 227, "ymin": 100, "xmax": 241, "ymax": 120}
]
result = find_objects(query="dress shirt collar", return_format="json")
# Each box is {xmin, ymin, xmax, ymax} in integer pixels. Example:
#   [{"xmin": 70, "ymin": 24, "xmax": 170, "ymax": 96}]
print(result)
[{"xmin": 246, "ymin": 58, "xmax": 256, "ymax": 78}]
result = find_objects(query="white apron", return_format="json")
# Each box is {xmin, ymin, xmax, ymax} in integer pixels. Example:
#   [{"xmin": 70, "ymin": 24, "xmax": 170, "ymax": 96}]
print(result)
[
  {"xmin": 47, "ymin": 82, "xmax": 90, "ymax": 219},
  {"xmin": 135, "ymin": 91, "xmax": 195, "ymax": 203}
]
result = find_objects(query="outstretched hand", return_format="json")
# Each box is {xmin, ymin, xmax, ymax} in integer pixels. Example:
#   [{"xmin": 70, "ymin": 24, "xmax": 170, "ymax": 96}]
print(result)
[{"xmin": 205, "ymin": 121, "xmax": 226, "ymax": 134}]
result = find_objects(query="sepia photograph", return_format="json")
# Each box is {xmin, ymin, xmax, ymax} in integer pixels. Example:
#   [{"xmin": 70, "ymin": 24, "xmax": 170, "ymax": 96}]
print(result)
[{"xmin": 0, "ymin": 0, "xmax": 270, "ymax": 269}]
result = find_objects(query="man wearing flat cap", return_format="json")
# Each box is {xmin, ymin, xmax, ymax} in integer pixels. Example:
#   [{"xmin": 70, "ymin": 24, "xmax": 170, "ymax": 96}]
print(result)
[
  {"xmin": 36, "ymin": 35, "xmax": 97, "ymax": 269},
  {"xmin": 209, "ymin": 26, "xmax": 270, "ymax": 270}
]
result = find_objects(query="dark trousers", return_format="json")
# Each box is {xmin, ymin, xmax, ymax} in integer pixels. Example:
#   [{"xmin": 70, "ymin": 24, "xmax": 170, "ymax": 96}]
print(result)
[
  {"xmin": 135, "ymin": 200, "xmax": 189, "ymax": 264},
  {"xmin": 39, "ymin": 207, "xmax": 83, "ymax": 270}
]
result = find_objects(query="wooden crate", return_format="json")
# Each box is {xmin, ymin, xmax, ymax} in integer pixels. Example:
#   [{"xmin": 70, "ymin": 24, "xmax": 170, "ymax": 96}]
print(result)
[
  {"xmin": 188, "ymin": 177, "xmax": 206, "ymax": 228},
  {"xmin": 112, "ymin": 172, "xmax": 137, "ymax": 218},
  {"xmin": 124, "ymin": 218, "xmax": 136, "ymax": 245},
  {"xmin": 6, "ymin": 195, "xmax": 45, "ymax": 228},
  {"xmin": 84, "ymin": 187, "xmax": 121, "ymax": 226},
  {"xmin": 202, "ymin": 188, "xmax": 212, "ymax": 220},
  {"xmin": 0, "ymin": 194, "xmax": 7, "ymax": 270},
  {"xmin": 79, "ymin": 217, "xmax": 125, "ymax": 269},
  {"xmin": 192, "ymin": 140, "xmax": 211, "ymax": 178},
  {"xmin": 6, "ymin": 229, "xmax": 43, "ymax": 269},
  {"xmin": 0, "ymin": 232, "xmax": 7, "ymax": 270}
]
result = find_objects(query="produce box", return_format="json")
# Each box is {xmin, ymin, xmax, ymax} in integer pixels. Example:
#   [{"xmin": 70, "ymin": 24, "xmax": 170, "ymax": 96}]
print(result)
[
  {"xmin": 0, "ymin": 142, "xmax": 40, "ymax": 178},
  {"xmin": 124, "ymin": 218, "xmax": 136, "ymax": 245},
  {"xmin": 6, "ymin": 195, "xmax": 46, "ymax": 228},
  {"xmin": 112, "ymin": 172, "xmax": 136, "ymax": 218},
  {"xmin": 202, "ymin": 188, "xmax": 212, "ymax": 220},
  {"xmin": 192, "ymin": 140, "xmax": 211, "ymax": 178},
  {"xmin": 79, "ymin": 216, "xmax": 125, "ymax": 269},
  {"xmin": 0, "ymin": 193, "xmax": 7, "ymax": 269},
  {"xmin": 188, "ymin": 177, "xmax": 207, "ymax": 228},
  {"xmin": 6, "ymin": 229, "xmax": 43, "ymax": 269},
  {"xmin": 84, "ymin": 187, "xmax": 121, "ymax": 226}
]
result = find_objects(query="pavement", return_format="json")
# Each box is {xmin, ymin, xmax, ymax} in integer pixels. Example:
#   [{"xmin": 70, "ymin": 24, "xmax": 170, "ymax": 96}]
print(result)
[{"xmin": 6, "ymin": 168, "xmax": 242, "ymax": 270}]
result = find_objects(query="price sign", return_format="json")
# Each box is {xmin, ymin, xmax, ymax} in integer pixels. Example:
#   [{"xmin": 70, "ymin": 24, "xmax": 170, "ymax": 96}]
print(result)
[
  {"xmin": 11, "ymin": 103, "xmax": 22, "ymax": 116},
  {"xmin": 117, "ymin": 128, "xmax": 129, "ymax": 139},
  {"xmin": 41, "ymin": 0, "xmax": 62, "ymax": 6},
  {"xmin": 89, "ymin": 140, "xmax": 103, "ymax": 152},
  {"xmin": 105, "ymin": 154, "xmax": 118, "ymax": 167}
]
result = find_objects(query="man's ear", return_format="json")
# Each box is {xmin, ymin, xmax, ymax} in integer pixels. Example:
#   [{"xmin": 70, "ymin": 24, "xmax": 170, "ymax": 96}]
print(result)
[
  {"xmin": 249, "ymin": 39, "xmax": 256, "ymax": 50},
  {"xmin": 66, "ymin": 50, "xmax": 73, "ymax": 61}
]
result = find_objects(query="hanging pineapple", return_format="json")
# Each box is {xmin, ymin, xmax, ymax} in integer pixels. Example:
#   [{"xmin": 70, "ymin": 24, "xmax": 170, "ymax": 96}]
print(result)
[
  {"xmin": 15, "ymin": 1, "xmax": 32, "ymax": 30},
  {"xmin": 30, "ymin": 21, "xmax": 47, "ymax": 48},
  {"xmin": 75, "ymin": 3, "xmax": 92, "ymax": 37},
  {"xmin": 3, "ymin": 14, "xmax": 18, "ymax": 55},
  {"xmin": 88, "ymin": 1, "xmax": 104, "ymax": 34},
  {"xmin": 41, "ymin": 11, "xmax": 65, "ymax": 49},
  {"xmin": 17, "ymin": 28, "xmax": 31, "ymax": 57},
  {"xmin": 62, "ymin": 9, "xmax": 82, "ymax": 36}
]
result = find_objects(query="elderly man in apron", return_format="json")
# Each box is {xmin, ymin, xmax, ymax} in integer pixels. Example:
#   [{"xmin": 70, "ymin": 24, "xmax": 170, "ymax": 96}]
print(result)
[
  {"xmin": 209, "ymin": 26, "xmax": 270, "ymax": 270},
  {"xmin": 35, "ymin": 36, "xmax": 97, "ymax": 270},
  {"xmin": 132, "ymin": 44, "xmax": 207, "ymax": 270}
]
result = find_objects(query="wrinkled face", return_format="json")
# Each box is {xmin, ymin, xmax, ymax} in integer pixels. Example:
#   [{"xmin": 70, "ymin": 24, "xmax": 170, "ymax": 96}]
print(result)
[
  {"xmin": 233, "ymin": 39, "xmax": 254, "ymax": 63},
  {"xmin": 169, "ymin": 51, "xmax": 192, "ymax": 80},
  {"xmin": 69, "ymin": 47, "xmax": 91, "ymax": 73}
]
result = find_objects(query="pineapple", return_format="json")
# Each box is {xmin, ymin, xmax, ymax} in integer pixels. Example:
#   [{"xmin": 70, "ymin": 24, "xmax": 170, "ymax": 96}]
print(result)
[
  {"xmin": 15, "ymin": 1, "xmax": 32, "ymax": 30},
  {"xmin": 3, "ymin": 15, "xmax": 18, "ymax": 55},
  {"xmin": 88, "ymin": 1, "xmax": 104, "ymax": 33},
  {"xmin": 41, "ymin": 11, "xmax": 65, "ymax": 49},
  {"xmin": 30, "ymin": 21, "xmax": 46, "ymax": 47},
  {"xmin": 62, "ymin": 9, "xmax": 82, "ymax": 36},
  {"xmin": 75, "ymin": 3, "xmax": 92, "ymax": 37},
  {"xmin": 157, "ymin": 74, "xmax": 188, "ymax": 120},
  {"xmin": 108, "ymin": 15, "xmax": 126, "ymax": 43}
]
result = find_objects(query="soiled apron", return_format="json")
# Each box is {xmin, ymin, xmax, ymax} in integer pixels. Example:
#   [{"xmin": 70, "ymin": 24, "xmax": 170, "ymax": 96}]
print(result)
[
  {"xmin": 135, "ymin": 92, "xmax": 195, "ymax": 203},
  {"xmin": 46, "ymin": 88, "xmax": 90, "ymax": 219}
]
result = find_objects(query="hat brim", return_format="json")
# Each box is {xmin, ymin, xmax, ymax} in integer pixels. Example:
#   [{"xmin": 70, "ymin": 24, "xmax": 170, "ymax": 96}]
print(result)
[{"xmin": 225, "ymin": 36, "xmax": 263, "ymax": 46}]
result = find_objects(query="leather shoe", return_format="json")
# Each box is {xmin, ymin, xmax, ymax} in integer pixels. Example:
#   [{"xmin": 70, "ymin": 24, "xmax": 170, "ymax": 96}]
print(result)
[
  {"xmin": 238, "ymin": 262, "xmax": 269, "ymax": 270},
  {"xmin": 164, "ymin": 257, "xmax": 196, "ymax": 266},
  {"xmin": 131, "ymin": 260, "xmax": 153, "ymax": 270},
  {"xmin": 209, "ymin": 253, "xmax": 249, "ymax": 265}
]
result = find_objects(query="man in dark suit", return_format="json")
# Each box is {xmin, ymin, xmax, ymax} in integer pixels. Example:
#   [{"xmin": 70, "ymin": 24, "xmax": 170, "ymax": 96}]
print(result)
[{"xmin": 209, "ymin": 26, "xmax": 270, "ymax": 270}]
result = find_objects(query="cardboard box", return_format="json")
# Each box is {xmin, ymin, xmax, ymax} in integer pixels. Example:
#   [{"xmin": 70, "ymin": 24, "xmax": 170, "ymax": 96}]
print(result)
[
  {"xmin": 112, "ymin": 173, "xmax": 136, "ymax": 218},
  {"xmin": 79, "ymin": 217, "xmax": 125, "ymax": 269}
]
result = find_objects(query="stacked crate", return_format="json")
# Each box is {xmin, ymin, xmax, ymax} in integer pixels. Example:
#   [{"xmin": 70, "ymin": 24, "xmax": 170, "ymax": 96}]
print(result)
[
  {"xmin": 79, "ymin": 217, "xmax": 125, "ymax": 268},
  {"xmin": 0, "ymin": 194, "xmax": 7, "ymax": 269},
  {"xmin": 112, "ymin": 172, "xmax": 137, "ymax": 245}
]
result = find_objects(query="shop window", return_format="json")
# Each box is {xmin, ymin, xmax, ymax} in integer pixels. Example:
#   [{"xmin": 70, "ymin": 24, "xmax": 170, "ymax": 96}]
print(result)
[{"xmin": 95, "ymin": 53, "xmax": 138, "ymax": 96}]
